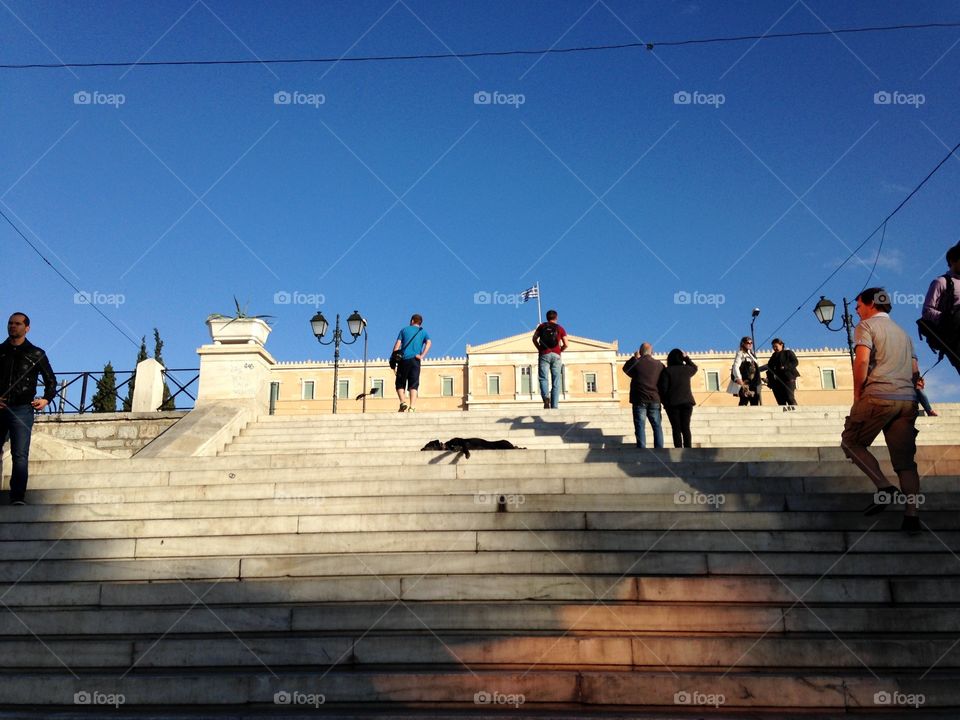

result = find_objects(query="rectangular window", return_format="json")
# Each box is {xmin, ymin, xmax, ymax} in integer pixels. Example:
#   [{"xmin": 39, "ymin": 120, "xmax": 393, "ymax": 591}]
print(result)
[
  {"xmin": 337, "ymin": 379, "xmax": 350, "ymax": 399},
  {"xmin": 584, "ymin": 372, "xmax": 597, "ymax": 393},
  {"xmin": 371, "ymin": 378, "xmax": 384, "ymax": 398},
  {"xmin": 301, "ymin": 380, "xmax": 315, "ymax": 401},
  {"xmin": 520, "ymin": 366, "xmax": 532, "ymax": 394},
  {"xmin": 705, "ymin": 371, "xmax": 720, "ymax": 392},
  {"xmin": 821, "ymin": 368, "xmax": 837, "ymax": 390},
  {"xmin": 441, "ymin": 376, "xmax": 454, "ymax": 397},
  {"xmin": 487, "ymin": 375, "xmax": 500, "ymax": 395}
]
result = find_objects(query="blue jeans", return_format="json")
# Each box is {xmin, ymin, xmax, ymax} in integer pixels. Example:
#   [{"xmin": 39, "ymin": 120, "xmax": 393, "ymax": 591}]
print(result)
[
  {"xmin": 632, "ymin": 403, "xmax": 664, "ymax": 448},
  {"xmin": 538, "ymin": 353, "xmax": 563, "ymax": 408},
  {"xmin": 0, "ymin": 405, "xmax": 35, "ymax": 501}
]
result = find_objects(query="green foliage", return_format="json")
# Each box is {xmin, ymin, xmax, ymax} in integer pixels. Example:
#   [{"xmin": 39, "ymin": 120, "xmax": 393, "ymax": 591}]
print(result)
[
  {"xmin": 122, "ymin": 337, "xmax": 148, "ymax": 412},
  {"xmin": 91, "ymin": 362, "xmax": 117, "ymax": 413},
  {"xmin": 154, "ymin": 328, "xmax": 175, "ymax": 411},
  {"xmin": 207, "ymin": 296, "xmax": 274, "ymax": 323}
]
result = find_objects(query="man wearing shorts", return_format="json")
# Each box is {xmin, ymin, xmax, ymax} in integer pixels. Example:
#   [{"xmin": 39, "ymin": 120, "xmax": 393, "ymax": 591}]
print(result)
[
  {"xmin": 392, "ymin": 314, "xmax": 431, "ymax": 412},
  {"xmin": 841, "ymin": 288, "xmax": 922, "ymax": 533}
]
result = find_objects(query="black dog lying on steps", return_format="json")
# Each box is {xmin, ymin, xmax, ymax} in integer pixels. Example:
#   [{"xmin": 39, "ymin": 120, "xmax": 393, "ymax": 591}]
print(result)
[{"xmin": 421, "ymin": 438, "xmax": 526, "ymax": 459}]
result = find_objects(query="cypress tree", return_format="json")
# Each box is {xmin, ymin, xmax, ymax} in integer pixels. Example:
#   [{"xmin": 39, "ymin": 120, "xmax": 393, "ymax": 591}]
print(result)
[
  {"xmin": 154, "ymin": 328, "xmax": 175, "ymax": 410},
  {"xmin": 122, "ymin": 337, "xmax": 148, "ymax": 412},
  {"xmin": 91, "ymin": 362, "xmax": 117, "ymax": 413}
]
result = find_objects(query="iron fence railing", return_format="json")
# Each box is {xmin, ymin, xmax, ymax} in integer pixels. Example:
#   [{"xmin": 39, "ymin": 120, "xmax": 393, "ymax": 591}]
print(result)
[{"xmin": 40, "ymin": 368, "xmax": 198, "ymax": 414}]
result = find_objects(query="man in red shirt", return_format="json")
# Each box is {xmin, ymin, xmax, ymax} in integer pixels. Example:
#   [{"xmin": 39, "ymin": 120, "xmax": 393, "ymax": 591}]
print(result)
[{"xmin": 532, "ymin": 309, "xmax": 568, "ymax": 409}]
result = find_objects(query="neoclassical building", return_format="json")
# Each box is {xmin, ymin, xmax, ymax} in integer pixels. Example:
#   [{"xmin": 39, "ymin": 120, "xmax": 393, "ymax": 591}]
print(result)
[{"xmin": 270, "ymin": 333, "xmax": 853, "ymax": 414}]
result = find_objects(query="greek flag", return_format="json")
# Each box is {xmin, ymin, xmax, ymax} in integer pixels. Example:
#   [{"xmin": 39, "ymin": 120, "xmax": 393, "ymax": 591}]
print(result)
[{"xmin": 520, "ymin": 285, "xmax": 539, "ymax": 302}]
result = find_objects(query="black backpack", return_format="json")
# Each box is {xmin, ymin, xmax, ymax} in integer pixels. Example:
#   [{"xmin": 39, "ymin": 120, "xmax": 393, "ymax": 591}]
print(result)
[
  {"xmin": 918, "ymin": 275, "xmax": 960, "ymax": 358},
  {"xmin": 537, "ymin": 323, "xmax": 559, "ymax": 349}
]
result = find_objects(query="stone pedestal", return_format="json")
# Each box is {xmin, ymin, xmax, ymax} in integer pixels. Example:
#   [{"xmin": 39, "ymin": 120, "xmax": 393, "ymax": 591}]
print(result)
[
  {"xmin": 196, "ymin": 343, "xmax": 276, "ymax": 415},
  {"xmin": 131, "ymin": 358, "xmax": 165, "ymax": 412}
]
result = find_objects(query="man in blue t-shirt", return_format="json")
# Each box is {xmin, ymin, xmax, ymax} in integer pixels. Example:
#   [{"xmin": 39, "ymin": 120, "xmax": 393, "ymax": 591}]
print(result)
[{"xmin": 392, "ymin": 314, "xmax": 431, "ymax": 412}]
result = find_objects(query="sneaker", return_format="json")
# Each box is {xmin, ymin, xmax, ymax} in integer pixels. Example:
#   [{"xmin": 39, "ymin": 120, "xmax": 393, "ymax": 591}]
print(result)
[
  {"xmin": 901, "ymin": 516, "xmax": 922, "ymax": 534},
  {"xmin": 863, "ymin": 485, "xmax": 900, "ymax": 516},
  {"xmin": 398, "ymin": 403, "xmax": 408, "ymax": 412},
  {"xmin": 407, "ymin": 406, "xmax": 416, "ymax": 412}
]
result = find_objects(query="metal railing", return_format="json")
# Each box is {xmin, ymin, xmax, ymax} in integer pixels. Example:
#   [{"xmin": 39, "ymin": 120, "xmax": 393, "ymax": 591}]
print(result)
[{"xmin": 40, "ymin": 368, "xmax": 198, "ymax": 414}]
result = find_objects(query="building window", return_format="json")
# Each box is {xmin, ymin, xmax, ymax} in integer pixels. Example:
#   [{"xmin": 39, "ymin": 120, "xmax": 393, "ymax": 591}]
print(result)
[
  {"xmin": 705, "ymin": 371, "xmax": 720, "ymax": 392},
  {"xmin": 371, "ymin": 378, "xmax": 384, "ymax": 398},
  {"xmin": 301, "ymin": 380, "xmax": 315, "ymax": 400},
  {"xmin": 520, "ymin": 366, "xmax": 532, "ymax": 394},
  {"xmin": 821, "ymin": 368, "xmax": 837, "ymax": 390},
  {"xmin": 441, "ymin": 376, "xmax": 454, "ymax": 397},
  {"xmin": 337, "ymin": 379, "xmax": 350, "ymax": 399},
  {"xmin": 584, "ymin": 372, "xmax": 597, "ymax": 393},
  {"xmin": 487, "ymin": 375, "xmax": 500, "ymax": 395}
]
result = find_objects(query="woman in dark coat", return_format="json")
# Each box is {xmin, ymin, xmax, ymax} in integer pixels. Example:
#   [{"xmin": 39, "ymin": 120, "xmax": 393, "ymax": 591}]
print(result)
[{"xmin": 657, "ymin": 348, "xmax": 698, "ymax": 448}]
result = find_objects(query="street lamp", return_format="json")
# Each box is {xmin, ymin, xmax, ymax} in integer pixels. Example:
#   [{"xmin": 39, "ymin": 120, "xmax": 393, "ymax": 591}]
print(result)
[
  {"xmin": 814, "ymin": 296, "xmax": 855, "ymax": 364},
  {"xmin": 750, "ymin": 307, "xmax": 762, "ymax": 405},
  {"xmin": 310, "ymin": 310, "xmax": 368, "ymax": 414}
]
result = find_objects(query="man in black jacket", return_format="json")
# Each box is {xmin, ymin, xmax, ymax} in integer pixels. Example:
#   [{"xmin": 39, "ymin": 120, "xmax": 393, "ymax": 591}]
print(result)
[
  {"xmin": 767, "ymin": 338, "xmax": 799, "ymax": 406},
  {"xmin": 0, "ymin": 313, "xmax": 57, "ymax": 504}
]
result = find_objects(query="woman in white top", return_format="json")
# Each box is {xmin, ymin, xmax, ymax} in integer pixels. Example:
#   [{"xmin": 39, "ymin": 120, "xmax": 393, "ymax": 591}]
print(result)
[{"xmin": 731, "ymin": 336, "xmax": 762, "ymax": 406}]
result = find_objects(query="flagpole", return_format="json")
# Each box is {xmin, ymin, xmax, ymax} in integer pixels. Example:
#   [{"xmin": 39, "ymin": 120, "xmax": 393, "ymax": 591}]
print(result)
[{"xmin": 536, "ymin": 281, "xmax": 542, "ymax": 323}]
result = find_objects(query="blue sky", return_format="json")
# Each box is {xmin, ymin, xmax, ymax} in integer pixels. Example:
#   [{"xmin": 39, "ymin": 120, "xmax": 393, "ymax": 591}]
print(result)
[{"xmin": 3, "ymin": 0, "xmax": 960, "ymax": 399}]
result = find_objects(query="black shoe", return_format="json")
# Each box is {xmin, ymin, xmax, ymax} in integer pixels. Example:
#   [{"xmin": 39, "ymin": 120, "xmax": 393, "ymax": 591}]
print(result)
[
  {"xmin": 10, "ymin": 499, "xmax": 25, "ymax": 506},
  {"xmin": 901, "ymin": 516, "xmax": 922, "ymax": 535},
  {"xmin": 863, "ymin": 485, "xmax": 900, "ymax": 516}
]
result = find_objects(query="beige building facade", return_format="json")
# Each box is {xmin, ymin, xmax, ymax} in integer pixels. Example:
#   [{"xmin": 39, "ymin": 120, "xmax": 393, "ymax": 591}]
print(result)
[{"xmin": 270, "ymin": 333, "xmax": 854, "ymax": 414}]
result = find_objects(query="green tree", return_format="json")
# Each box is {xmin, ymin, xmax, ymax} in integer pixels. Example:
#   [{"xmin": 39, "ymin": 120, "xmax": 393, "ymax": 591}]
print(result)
[
  {"xmin": 122, "ymin": 337, "xmax": 148, "ymax": 412},
  {"xmin": 154, "ymin": 328, "xmax": 175, "ymax": 410},
  {"xmin": 91, "ymin": 362, "xmax": 117, "ymax": 413}
]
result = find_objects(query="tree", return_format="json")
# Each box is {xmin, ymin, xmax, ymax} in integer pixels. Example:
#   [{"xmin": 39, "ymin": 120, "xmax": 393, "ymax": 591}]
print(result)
[
  {"xmin": 122, "ymin": 337, "xmax": 148, "ymax": 412},
  {"xmin": 91, "ymin": 362, "xmax": 117, "ymax": 413},
  {"xmin": 154, "ymin": 328, "xmax": 175, "ymax": 410}
]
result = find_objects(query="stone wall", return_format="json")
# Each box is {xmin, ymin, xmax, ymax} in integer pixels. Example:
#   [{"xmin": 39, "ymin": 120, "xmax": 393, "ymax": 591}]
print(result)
[{"xmin": 34, "ymin": 412, "xmax": 187, "ymax": 457}]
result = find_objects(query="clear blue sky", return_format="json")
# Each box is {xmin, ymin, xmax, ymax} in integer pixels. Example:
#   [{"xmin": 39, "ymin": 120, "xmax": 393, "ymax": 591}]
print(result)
[{"xmin": 3, "ymin": 1, "xmax": 959, "ymax": 399}]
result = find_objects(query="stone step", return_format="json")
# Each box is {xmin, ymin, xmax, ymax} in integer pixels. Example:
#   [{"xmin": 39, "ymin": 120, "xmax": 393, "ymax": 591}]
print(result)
[{"xmin": 0, "ymin": 670, "xmax": 956, "ymax": 708}]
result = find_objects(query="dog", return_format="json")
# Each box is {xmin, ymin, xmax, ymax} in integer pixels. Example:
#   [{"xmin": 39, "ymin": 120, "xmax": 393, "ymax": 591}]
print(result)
[{"xmin": 421, "ymin": 438, "xmax": 526, "ymax": 459}]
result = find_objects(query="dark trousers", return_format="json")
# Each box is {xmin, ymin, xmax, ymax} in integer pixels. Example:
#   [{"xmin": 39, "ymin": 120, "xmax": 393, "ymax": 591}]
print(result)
[
  {"xmin": 738, "ymin": 384, "xmax": 760, "ymax": 406},
  {"xmin": 0, "ymin": 405, "xmax": 35, "ymax": 502},
  {"xmin": 770, "ymin": 379, "xmax": 797, "ymax": 406},
  {"xmin": 664, "ymin": 404, "xmax": 693, "ymax": 448}
]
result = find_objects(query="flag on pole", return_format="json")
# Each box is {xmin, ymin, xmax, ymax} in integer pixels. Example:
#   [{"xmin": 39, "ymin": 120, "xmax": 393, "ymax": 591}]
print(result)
[{"xmin": 520, "ymin": 285, "xmax": 539, "ymax": 302}]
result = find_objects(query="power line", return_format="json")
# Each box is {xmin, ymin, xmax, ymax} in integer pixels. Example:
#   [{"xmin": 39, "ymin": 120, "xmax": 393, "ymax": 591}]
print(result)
[
  {"xmin": 1, "ymin": 21, "xmax": 958, "ymax": 70},
  {"xmin": 0, "ymin": 207, "xmax": 140, "ymax": 348},
  {"xmin": 763, "ymin": 137, "xmax": 960, "ymax": 344}
]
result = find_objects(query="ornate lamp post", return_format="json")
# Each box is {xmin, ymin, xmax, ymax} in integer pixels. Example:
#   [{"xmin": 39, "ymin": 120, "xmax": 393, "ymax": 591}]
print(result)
[
  {"xmin": 814, "ymin": 296, "xmax": 855, "ymax": 364},
  {"xmin": 310, "ymin": 310, "xmax": 367, "ymax": 414}
]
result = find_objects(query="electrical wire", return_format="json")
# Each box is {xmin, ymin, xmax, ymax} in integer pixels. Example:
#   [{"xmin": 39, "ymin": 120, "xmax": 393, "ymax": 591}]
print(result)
[
  {"xmin": 860, "ymin": 219, "xmax": 887, "ymax": 293},
  {"xmin": 763, "ymin": 138, "xmax": 960, "ymax": 345},
  {"xmin": 0, "ymin": 207, "xmax": 140, "ymax": 347},
  {"xmin": 1, "ymin": 21, "xmax": 958, "ymax": 70}
]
